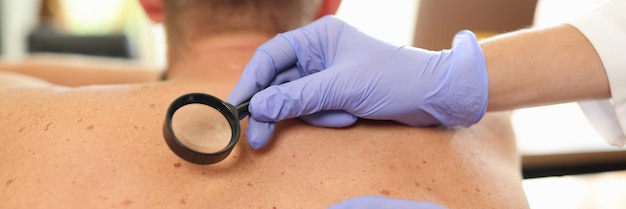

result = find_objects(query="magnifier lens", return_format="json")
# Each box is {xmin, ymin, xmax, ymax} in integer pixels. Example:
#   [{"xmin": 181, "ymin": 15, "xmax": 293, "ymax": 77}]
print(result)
[
  {"xmin": 164, "ymin": 93, "xmax": 246, "ymax": 164},
  {"xmin": 171, "ymin": 103, "xmax": 232, "ymax": 153}
]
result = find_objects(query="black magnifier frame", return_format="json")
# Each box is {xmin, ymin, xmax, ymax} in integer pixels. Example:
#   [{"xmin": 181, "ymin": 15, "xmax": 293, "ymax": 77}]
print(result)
[{"xmin": 163, "ymin": 93, "xmax": 249, "ymax": 164}]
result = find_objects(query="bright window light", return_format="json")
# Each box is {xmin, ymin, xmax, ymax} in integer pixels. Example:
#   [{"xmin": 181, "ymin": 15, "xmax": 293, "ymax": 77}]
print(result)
[{"xmin": 60, "ymin": 0, "xmax": 125, "ymax": 34}]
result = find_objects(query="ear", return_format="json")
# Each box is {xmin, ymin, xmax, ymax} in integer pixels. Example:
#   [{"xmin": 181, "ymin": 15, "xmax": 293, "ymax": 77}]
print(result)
[
  {"xmin": 315, "ymin": 0, "xmax": 342, "ymax": 19},
  {"xmin": 138, "ymin": 0, "xmax": 164, "ymax": 23}
]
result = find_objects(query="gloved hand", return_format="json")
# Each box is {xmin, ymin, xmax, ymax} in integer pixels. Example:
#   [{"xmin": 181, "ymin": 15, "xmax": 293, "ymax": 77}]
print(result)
[
  {"xmin": 328, "ymin": 196, "xmax": 447, "ymax": 209},
  {"xmin": 228, "ymin": 15, "xmax": 488, "ymax": 149}
]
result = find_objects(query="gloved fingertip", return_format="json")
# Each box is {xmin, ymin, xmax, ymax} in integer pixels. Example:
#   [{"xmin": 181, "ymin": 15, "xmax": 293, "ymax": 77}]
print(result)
[
  {"xmin": 246, "ymin": 118, "xmax": 276, "ymax": 150},
  {"xmin": 249, "ymin": 139, "xmax": 266, "ymax": 150},
  {"xmin": 453, "ymin": 30, "xmax": 478, "ymax": 45},
  {"xmin": 328, "ymin": 196, "xmax": 448, "ymax": 209}
]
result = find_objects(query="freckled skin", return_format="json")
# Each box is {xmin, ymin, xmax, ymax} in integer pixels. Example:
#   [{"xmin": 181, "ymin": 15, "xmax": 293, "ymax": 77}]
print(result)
[{"xmin": 0, "ymin": 56, "xmax": 528, "ymax": 208}]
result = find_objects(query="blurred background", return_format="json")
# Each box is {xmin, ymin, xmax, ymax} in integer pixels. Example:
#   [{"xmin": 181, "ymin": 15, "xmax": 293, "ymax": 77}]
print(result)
[
  {"xmin": 1, "ymin": 0, "xmax": 625, "ymax": 208},
  {"xmin": 0, "ymin": 0, "xmax": 160, "ymax": 66}
]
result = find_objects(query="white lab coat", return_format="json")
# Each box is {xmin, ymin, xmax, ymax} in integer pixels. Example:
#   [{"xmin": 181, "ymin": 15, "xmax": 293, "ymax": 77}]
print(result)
[{"xmin": 568, "ymin": 0, "xmax": 626, "ymax": 147}]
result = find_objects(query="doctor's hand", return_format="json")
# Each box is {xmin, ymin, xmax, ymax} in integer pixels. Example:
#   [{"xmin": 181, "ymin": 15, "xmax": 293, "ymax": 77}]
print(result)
[
  {"xmin": 228, "ymin": 15, "xmax": 488, "ymax": 149},
  {"xmin": 328, "ymin": 196, "xmax": 447, "ymax": 209}
]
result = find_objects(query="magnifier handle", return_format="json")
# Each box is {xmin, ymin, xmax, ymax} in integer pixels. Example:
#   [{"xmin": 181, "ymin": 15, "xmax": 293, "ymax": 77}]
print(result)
[{"xmin": 235, "ymin": 101, "xmax": 250, "ymax": 121}]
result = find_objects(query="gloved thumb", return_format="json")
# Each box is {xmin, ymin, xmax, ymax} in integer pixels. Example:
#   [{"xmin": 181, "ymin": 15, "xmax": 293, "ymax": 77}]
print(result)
[
  {"xmin": 248, "ymin": 70, "xmax": 349, "ymax": 123},
  {"xmin": 245, "ymin": 100, "xmax": 356, "ymax": 150}
]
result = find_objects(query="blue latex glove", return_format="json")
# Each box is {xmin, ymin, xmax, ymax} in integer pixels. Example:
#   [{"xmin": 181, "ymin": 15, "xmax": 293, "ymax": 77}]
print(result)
[
  {"xmin": 228, "ymin": 16, "xmax": 488, "ymax": 149},
  {"xmin": 328, "ymin": 196, "xmax": 447, "ymax": 209}
]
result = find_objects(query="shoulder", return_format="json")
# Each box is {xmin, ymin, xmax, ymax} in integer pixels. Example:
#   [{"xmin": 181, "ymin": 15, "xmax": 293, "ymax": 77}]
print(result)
[{"xmin": 0, "ymin": 71, "xmax": 63, "ymax": 89}]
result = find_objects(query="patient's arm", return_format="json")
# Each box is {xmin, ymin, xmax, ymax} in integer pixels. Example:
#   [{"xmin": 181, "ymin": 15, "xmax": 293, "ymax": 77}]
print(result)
[{"xmin": 0, "ymin": 54, "xmax": 162, "ymax": 87}]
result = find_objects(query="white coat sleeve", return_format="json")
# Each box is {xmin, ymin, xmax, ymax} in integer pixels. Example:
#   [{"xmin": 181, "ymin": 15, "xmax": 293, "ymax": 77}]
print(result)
[{"xmin": 567, "ymin": 0, "xmax": 626, "ymax": 147}]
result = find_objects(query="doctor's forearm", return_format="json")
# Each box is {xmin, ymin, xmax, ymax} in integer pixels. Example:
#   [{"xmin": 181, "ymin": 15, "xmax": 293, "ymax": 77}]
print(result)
[{"xmin": 481, "ymin": 24, "xmax": 611, "ymax": 111}]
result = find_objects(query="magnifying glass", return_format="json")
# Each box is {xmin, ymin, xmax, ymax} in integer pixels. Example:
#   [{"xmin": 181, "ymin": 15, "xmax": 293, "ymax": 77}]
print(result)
[{"xmin": 163, "ymin": 93, "xmax": 249, "ymax": 164}]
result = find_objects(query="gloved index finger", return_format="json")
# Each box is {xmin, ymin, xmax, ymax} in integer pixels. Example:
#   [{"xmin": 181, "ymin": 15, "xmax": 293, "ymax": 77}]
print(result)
[
  {"xmin": 229, "ymin": 16, "xmax": 346, "ymax": 106},
  {"xmin": 227, "ymin": 35, "xmax": 298, "ymax": 105}
]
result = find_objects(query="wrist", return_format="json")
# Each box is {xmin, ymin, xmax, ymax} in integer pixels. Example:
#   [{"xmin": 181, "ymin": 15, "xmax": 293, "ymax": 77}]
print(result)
[{"xmin": 437, "ymin": 30, "xmax": 489, "ymax": 127}]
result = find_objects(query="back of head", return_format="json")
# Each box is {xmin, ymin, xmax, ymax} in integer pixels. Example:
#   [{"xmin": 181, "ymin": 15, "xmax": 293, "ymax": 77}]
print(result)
[{"xmin": 162, "ymin": 0, "xmax": 322, "ymax": 53}]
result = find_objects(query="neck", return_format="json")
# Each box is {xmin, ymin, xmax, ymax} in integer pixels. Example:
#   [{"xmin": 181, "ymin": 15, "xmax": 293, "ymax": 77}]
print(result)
[{"xmin": 166, "ymin": 33, "xmax": 273, "ymax": 81}]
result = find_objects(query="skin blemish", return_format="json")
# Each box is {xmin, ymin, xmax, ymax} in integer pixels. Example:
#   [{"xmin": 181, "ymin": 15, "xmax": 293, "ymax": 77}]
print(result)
[
  {"xmin": 77, "ymin": 119, "xmax": 83, "ymax": 123},
  {"xmin": 122, "ymin": 199, "xmax": 133, "ymax": 206},
  {"xmin": 6, "ymin": 178, "xmax": 15, "ymax": 186},
  {"xmin": 422, "ymin": 160, "xmax": 427, "ymax": 164},
  {"xmin": 475, "ymin": 188, "xmax": 481, "ymax": 193},
  {"xmin": 431, "ymin": 178, "xmax": 435, "ymax": 183},
  {"xmin": 292, "ymin": 154, "xmax": 296, "ymax": 158},
  {"xmin": 380, "ymin": 189, "xmax": 391, "ymax": 196},
  {"xmin": 247, "ymin": 182, "xmax": 254, "ymax": 187},
  {"xmin": 150, "ymin": 104, "xmax": 155, "ymax": 108},
  {"xmin": 86, "ymin": 125, "xmax": 94, "ymax": 130},
  {"xmin": 415, "ymin": 182, "xmax": 420, "ymax": 187},
  {"xmin": 180, "ymin": 199, "xmax": 187, "ymax": 205},
  {"xmin": 427, "ymin": 187, "xmax": 432, "ymax": 191},
  {"xmin": 280, "ymin": 171, "xmax": 284, "ymax": 175},
  {"xmin": 174, "ymin": 162, "xmax": 182, "ymax": 168},
  {"xmin": 44, "ymin": 122, "xmax": 52, "ymax": 131},
  {"xmin": 18, "ymin": 127, "xmax": 25, "ymax": 133},
  {"xmin": 134, "ymin": 126, "xmax": 139, "ymax": 130}
]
